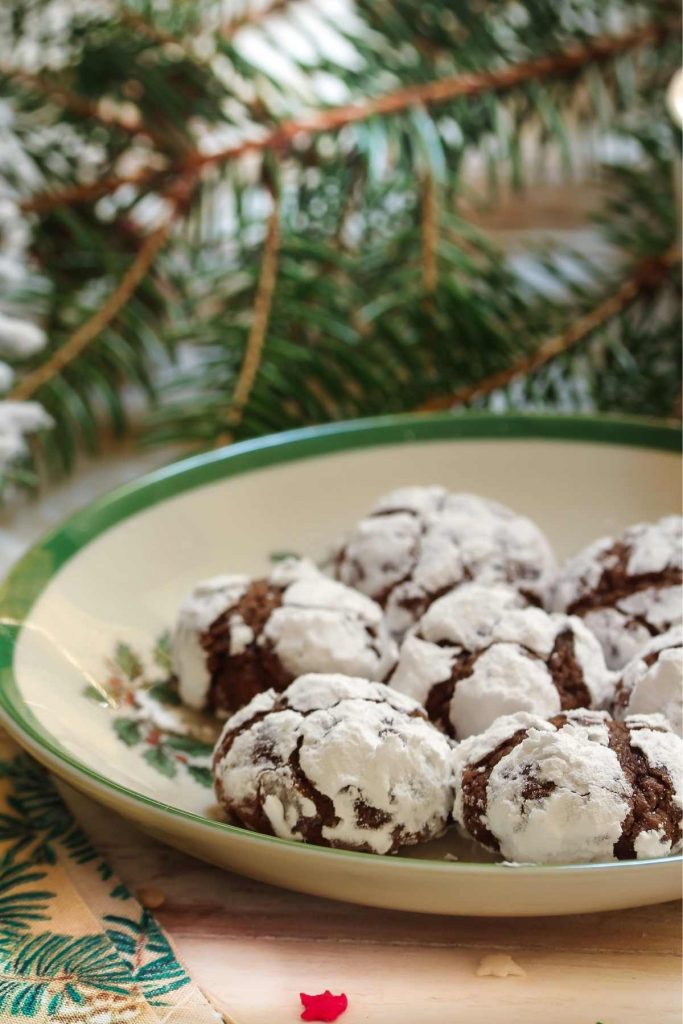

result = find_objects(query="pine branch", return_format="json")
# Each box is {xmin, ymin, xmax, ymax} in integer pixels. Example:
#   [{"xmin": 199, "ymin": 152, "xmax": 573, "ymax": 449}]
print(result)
[
  {"xmin": 238, "ymin": 21, "xmax": 669, "ymax": 138},
  {"xmin": 0, "ymin": 65, "xmax": 143, "ymax": 136},
  {"xmin": 420, "ymin": 245, "xmax": 682, "ymax": 412},
  {"xmin": 19, "ymin": 19, "xmax": 672, "ymax": 217},
  {"xmin": 9, "ymin": 209, "xmax": 180, "ymax": 402},
  {"xmin": 19, "ymin": 168, "xmax": 168, "ymax": 217},
  {"xmin": 145, "ymin": 204, "xmax": 546, "ymax": 448},
  {"xmin": 2, "ymin": 1, "xmax": 679, "ymax": 498},
  {"xmin": 4, "ymin": 64, "xmax": 194, "ymax": 155}
]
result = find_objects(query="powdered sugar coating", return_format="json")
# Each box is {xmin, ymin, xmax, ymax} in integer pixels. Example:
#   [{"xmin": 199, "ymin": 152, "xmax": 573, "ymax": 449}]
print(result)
[
  {"xmin": 171, "ymin": 558, "xmax": 397, "ymax": 711},
  {"xmin": 213, "ymin": 674, "xmax": 454, "ymax": 854},
  {"xmin": 614, "ymin": 627, "xmax": 683, "ymax": 736},
  {"xmin": 628, "ymin": 714, "xmax": 683, "ymax": 799},
  {"xmin": 554, "ymin": 516, "xmax": 683, "ymax": 669},
  {"xmin": 171, "ymin": 575, "xmax": 250, "ymax": 708},
  {"xmin": 453, "ymin": 709, "xmax": 683, "ymax": 863},
  {"xmin": 633, "ymin": 828, "xmax": 672, "ymax": 859},
  {"xmin": 389, "ymin": 583, "xmax": 614, "ymax": 739},
  {"xmin": 265, "ymin": 567, "xmax": 397, "ymax": 679},
  {"xmin": 333, "ymin": 488, "xmax": 557, "ymax": 635}
]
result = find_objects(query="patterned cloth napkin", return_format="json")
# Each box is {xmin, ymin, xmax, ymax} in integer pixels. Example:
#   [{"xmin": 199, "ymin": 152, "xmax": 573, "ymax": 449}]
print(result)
[{"xmin": 0, "ymin": 730, "xmax": 229, "ymax": 1023}]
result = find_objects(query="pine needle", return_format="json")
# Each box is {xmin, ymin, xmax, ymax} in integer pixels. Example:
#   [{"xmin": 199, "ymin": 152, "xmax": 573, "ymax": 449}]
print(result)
[{"xmin": 420, "ymin": 245, "xmax": 682, "ymax": 412}]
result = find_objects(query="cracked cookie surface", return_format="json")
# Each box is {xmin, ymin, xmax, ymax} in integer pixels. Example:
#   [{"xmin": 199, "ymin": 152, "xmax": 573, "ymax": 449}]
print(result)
[
  {"xmin": 613, "ymin": 626, "xmax": 683, "ymax": 736},
  {"xmin": 333, "ymin": 487, "xmax": 556, "ymax": 635},
  {"xmin": 554, "ymin": 516, "xmax": 683, "ymax": 669},
  {"xmin": 390, "ymin": 583, "xmax": 614, "ymax": 739},
  {"xmin": 212, "ymin": 673, "xmax": 454, "ymax": 854},
  {"xmin": 171, "ymin": 558, "xmax": 398, "ymax": 715},
  {"xmin": 453, "ymin": 708, "xmax": 682, "ymax": 863}
]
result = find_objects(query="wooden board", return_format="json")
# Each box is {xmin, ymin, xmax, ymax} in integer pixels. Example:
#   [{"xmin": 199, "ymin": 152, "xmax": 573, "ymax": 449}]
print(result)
[{"xmin": 63, "ymin": 786, "xmax": 682, "ymax": 1024}]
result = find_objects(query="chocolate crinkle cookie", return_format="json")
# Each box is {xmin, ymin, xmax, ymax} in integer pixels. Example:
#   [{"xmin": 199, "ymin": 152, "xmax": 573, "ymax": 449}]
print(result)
[
  {"xmin": 212, "ymin": 673, "xmax": 454, "ymax": 854},
  {"xmin": 554, "ymin": 515, "xmax": 683, "ymax": 670},
  {"xmin": 389, "ymin": 583, "xmax": 615, "ymax": 740},
  {"xmin": 453, "ymin": 709, "xmax": 682, "ymax": 863},
  {"xmin": 613, "ymin": 626, "xmax": 682, "ymax": 737},
  {"xmin": 171, "ymin": 558, "xmax": 397, "ymax": 715},
  {"xmin": 332, "ymin": 487, "xmax": 556, "ymax": 635}
]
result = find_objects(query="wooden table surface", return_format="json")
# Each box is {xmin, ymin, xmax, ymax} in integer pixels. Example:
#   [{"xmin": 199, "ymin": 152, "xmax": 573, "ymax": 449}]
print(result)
[{"xmin": 62, "ymin": 786, "xmax": 682, "ymax": 1024}]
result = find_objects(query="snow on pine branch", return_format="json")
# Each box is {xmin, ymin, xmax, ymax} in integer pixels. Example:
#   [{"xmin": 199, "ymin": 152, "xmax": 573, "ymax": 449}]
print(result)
[{"xmin": 0, "ymin": 312, "xmax": 52, "ymax": 471}]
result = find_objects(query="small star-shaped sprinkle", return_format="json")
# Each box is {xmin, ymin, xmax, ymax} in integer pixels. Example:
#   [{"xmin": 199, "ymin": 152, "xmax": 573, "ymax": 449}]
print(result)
[{"xmin": 299, "ymin": 989, "xmax": 348, "ymax": 1021}]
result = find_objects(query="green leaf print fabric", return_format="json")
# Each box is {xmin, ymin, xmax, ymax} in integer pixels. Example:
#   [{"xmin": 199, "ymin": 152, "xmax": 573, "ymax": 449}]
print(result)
[{"xmin": 0, "ymin": 731, "xmax": 230, "ymax": 1023}]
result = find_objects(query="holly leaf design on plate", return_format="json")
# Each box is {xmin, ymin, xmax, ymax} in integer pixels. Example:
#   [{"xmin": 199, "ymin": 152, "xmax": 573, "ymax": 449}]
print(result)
[
  {"xmin": 187, "ymin": 766, "xmax": 212, "ymax": 788},
  {"xmin": 103, "ymin": 633, "xmax": 216, "ymax": 789},
  {"xmin": 143, "ymin": 746, "xmax": 177, "ymax": 778},
  {"xmin": 163, "ymin": 735, "xmax": 214, "ymax": 757},
  {"xmin": 113, "ymin": 718, "xmax": 142, "ymax": 747},
  {"xmin": 83, "ymin": 684, "xmax": 109, "ymax": 705},
  {"xmin": 114, "ymin": 642, "xmax": 143, "ymax": 681},
  {"xmin": 152, "ymin": 630, "xmax": 172, "ymax": 674},
  {"xmin": 146, "ymin": 680, "xmax": 181, "ymax": 706}
]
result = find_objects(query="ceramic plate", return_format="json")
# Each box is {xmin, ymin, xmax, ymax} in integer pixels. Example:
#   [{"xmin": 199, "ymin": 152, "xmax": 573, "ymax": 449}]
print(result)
[{"xmin": 1, "ymin": 413, "xmax": 681, "ymax": 916}]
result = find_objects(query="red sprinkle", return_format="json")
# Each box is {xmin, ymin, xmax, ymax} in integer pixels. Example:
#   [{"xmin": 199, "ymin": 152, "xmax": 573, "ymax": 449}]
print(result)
[{"xmin": 299, "ymin": 990, "xmax": 348, "ymax": 1022}]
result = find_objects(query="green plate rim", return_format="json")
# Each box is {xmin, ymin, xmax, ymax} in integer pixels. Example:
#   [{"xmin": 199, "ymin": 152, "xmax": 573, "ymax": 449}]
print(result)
[{"xmin": 1, "ymin": 410, "xmax": 681, "ymax": 874}]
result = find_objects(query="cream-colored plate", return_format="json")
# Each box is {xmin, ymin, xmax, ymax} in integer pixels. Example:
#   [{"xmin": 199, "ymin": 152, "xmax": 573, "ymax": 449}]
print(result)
[{"xmin": 1, "ymin": 413, "xmax": 681, "ymax": 916}]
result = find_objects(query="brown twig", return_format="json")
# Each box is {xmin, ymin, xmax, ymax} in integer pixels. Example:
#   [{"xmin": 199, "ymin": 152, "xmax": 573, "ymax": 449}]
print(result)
[
  {"xmin": 419, "ymin": 245, "xmax": 682, "ymax": 412},
  {"xmin": 9, "ymin": 199, "xmax": 187, "ymax": 401},
  {"xmin": 1, "ymin": 65, "xmax": 143, "ymax": 136},
  {"xmin": 20, "ymin": 20, "xmax": 671, "ymax": 218},
  {"xmin": 421, "ymin": 173, "xmax": 438, "ymax": 295},
  {"xmin": 216, "ymin": 194, "xmax": 282, "ymax": 444},
  {"xmin": 20, "ymin": 165, "xmax": 173, "ymax": 216},
  {"xmin": 189, "ymin": 21, "xmax": 670, "ymax": 171}
]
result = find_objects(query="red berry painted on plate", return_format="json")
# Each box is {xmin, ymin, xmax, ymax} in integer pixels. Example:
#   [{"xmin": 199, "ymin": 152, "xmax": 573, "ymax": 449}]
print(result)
[{"xmin": 299, "ymin": 990, "xmax": 348, "ymax": 1022}]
